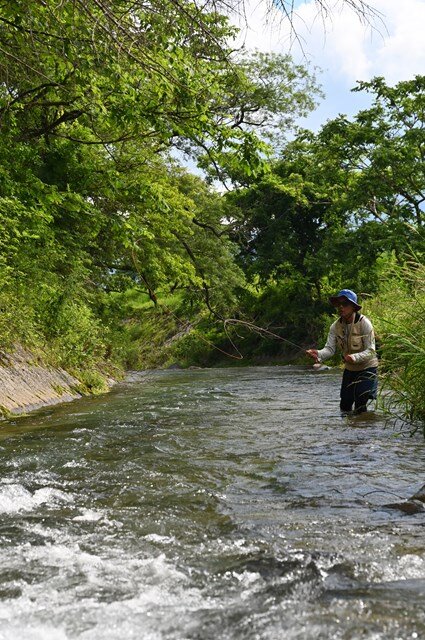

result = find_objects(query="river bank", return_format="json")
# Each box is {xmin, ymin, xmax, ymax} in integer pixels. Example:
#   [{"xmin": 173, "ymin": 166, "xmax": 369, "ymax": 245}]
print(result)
[{"xmin": 0, "ymin": 345, "xmax": 89, "ymax": 417}]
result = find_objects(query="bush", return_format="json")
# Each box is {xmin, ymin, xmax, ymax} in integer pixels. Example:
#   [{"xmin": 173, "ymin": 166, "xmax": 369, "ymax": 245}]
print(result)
[
  {"xmin": 76, "ymin": 369, "xmax": 110, "ymax": 395},
  {"xmin": 367, "ymin": 256, "xmax": 425, "ymax": 434}
]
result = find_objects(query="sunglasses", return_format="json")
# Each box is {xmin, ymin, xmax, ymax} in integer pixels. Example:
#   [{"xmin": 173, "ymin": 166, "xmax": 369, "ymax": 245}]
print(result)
[{"xmin": 336, "ymin": 301, "xmax": 352, "ymax": 307}]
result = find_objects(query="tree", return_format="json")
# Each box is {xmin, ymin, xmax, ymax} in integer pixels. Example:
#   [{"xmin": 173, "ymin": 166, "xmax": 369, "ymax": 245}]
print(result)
[
  {"xmin": 0, "ymin": 1, "xmax": 239, "ymax": 147},
  {"xmin": 191, "ymin": 51, "xmax": 322, "ymax": 185},
  {"xmin": 0, "ymin": 1, "xmax": 321, "ymax": 313},
  {"xmin": 0, "ymin": 1, "xmax": 376, "ymax": 173},
  {"xmin": 304, "ymin": 76, "xmax": 425, "ymax": 266},
  {"xmin": 226, "ymin": 172, "xmax": 327, "ymax": 286}
]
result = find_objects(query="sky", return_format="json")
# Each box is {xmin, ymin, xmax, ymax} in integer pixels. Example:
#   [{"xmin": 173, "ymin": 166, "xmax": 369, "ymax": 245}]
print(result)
[{"xmin": 231, "ymin": 0, "xmax": 425, "ymax": 130}]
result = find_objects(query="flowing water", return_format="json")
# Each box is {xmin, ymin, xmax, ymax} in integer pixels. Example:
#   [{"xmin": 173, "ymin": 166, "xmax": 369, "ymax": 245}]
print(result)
[{"xmin": 0, "ymin": 366, "xmax": 424, "ymax": 640}]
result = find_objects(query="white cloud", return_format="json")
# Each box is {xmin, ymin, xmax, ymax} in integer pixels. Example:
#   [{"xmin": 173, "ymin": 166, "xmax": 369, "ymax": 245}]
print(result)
[
  {"xmin": 371, "ymin": 0, "xmax": 425, "ymax": 83},
  {"xmin": 234, "ymin": 0, "xmax": 425, "ymax": 86}
]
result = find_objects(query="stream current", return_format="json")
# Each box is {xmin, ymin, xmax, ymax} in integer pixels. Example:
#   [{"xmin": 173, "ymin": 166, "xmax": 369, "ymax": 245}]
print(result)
[{"xmin": 0, "ymin": 366, "xmax": 424, "ymax": 639}]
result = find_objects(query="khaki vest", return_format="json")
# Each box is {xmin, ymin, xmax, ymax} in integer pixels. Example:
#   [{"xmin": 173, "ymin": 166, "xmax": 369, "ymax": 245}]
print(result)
[{"xmin": 335, "ymin": 314, "xmax": 379, "ymax": 371}]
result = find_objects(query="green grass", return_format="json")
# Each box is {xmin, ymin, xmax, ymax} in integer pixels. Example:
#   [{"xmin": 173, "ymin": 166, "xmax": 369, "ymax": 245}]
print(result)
[{"xmin": 366, "ymin": 257, "xmax": 425, "ymax": 435}]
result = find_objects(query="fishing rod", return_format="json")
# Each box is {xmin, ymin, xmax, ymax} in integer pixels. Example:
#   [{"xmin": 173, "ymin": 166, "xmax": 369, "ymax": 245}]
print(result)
[
  {"xmin": 223, "ymin": 318, "xmax": 306, "ymax": 352},
  {"xmin": 223, "ymin": 318, "xmax": 328, "ymax": 369},
  {"xmin": 144, "ymin": 297, "xmax": 322, "ymax": 365}
]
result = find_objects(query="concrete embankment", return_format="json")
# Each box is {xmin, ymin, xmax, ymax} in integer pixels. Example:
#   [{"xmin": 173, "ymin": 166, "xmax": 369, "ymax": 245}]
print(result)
[{"xmin": 0, "ymin": 346, "xmax": 83, "ymax": 417}]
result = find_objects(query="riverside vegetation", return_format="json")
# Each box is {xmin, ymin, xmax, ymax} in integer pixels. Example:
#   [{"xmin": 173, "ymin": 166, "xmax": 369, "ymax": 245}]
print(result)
[{"xmin": 0, "ymin": 2, "xmax": 424, "ymax": 432}]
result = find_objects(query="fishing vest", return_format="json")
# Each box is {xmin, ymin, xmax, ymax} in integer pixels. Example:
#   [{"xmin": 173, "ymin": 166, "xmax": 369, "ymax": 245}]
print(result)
[{"xmin": 335, "ymin": 313, "xmax": 379, "ymax": 371}]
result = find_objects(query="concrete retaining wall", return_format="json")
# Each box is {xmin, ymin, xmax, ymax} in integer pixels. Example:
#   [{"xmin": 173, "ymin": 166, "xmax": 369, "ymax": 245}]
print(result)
[{"xmin": 0, "ymin": 346, "xmax": 83, "ymax": 416}]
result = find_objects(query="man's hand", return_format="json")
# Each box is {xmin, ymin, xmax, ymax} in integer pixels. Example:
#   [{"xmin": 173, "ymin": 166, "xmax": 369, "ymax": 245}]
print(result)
[
  {"xmin": 344, "ymin": 354, "xmax": 355, "ymax": 363},
  {"xmin": 306, "ymin": 349, "xmax": 319, "ymax": 363}
]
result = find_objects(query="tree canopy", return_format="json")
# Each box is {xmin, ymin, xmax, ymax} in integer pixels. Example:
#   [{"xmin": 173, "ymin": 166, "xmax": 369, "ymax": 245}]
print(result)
[{"xmin": 0, "ymin": 1, "xmax": 322, "ymax": 367}]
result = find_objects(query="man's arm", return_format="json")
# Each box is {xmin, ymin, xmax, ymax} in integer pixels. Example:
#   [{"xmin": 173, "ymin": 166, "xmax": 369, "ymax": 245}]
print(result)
[{"xmin": 306, "ymin": 322, "xmax": 337, "ymax": 363}]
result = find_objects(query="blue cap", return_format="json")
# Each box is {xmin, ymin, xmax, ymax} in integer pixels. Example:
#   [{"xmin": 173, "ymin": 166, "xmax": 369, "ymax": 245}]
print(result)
[{"xmin": 329, "ymin": 289, "xmax": 361, "ymax": 310}]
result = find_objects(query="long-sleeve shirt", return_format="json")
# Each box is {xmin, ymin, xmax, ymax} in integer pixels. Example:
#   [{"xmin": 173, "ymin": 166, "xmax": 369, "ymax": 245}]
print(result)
[{"xmin": 317, "ymin": 314, "xmax": 379, "ymax": 371}]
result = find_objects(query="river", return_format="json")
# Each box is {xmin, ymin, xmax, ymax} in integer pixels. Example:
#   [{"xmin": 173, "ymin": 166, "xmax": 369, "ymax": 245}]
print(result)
[{"xmin": 0, "ymin": 366, "xmax": 424, "ymax": 639}]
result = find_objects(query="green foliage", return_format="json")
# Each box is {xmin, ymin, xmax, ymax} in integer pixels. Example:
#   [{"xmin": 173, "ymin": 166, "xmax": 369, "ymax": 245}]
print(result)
[
  {"xmin": 47, "ymin": 300, "xmax": 105, "ymax": 369},
  {"xmin": 227, "ymin": 171, "xmax": 335, "ymax": 288},
  {"xmin": 0, "ymin": 0, "xmax": 323, "ymax": 389},
  {"xmin": 76, "ymin": 370, "xmax": 110, "ymax": 395},
  {"xmin": 168, "ymin": 327, "xmax": 217, "ymax": 367},
  {"xmin": 184, "ymin": 50, "xmax": 321, "ymax": 185},
  {"xmin": 316, "ymin": 76, "xmax": 425, "ymax": 233},
  {"xmin": 366, "ymin": 255, "xmax": 425, "ymax": 433},
  {"xmin": 0, "ymin": 1, "xmax": 234, "ymax": 145},
  {"xmin": 0, "ymin": 3, "xmax": 321, "ymax": 186},
  {"xmin": 0, "ymin": 405, "xmax": 13, "ymax": 419}
]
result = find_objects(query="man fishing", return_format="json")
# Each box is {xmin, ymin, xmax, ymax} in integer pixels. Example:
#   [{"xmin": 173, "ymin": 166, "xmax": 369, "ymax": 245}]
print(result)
[{"xmin": 306, "ymin": 289, "xmax": 378, "ymax": 414}]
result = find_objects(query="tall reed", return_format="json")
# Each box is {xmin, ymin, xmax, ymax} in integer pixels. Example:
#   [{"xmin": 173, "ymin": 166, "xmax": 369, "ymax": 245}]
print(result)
[{"xmin": 366, "ymin": 257, "xmax": 425, "ymax": 435}]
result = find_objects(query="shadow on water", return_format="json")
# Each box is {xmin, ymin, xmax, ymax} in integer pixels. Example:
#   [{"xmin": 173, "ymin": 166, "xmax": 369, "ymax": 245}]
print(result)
[{"xmin": 0, "ymin": 366, "xmax": 424, "ymax": 639}]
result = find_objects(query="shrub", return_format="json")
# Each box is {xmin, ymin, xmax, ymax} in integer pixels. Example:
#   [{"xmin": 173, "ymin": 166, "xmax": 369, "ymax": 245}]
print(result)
[{"xmin": 367, "ymin": 257, "xmax": 425, "ymax": 434}]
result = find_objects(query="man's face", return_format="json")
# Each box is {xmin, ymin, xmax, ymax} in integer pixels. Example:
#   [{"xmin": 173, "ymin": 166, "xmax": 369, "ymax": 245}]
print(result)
[{"xmin": 336, "ymin": 299, "xmax": 356, "ymax": 321}]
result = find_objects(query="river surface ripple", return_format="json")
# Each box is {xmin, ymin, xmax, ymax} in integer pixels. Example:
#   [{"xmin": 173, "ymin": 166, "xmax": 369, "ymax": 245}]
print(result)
[{"xmin": 0, "ymin": 366, "xmax": 424, "ymax": 639}]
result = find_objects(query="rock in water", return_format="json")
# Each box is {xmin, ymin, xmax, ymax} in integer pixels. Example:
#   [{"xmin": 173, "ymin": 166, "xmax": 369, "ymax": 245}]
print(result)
[
  {"xmin": 383, "ymin": 500, "xmax": 425, "ymax": 515},
  {"xmin": 409, "ymin": 485, "xmax": 425, "ymax": 503}
]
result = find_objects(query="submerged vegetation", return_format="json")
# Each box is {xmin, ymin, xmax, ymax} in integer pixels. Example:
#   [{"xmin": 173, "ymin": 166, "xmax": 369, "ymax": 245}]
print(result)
[{"xmin": 0, "ymin": 2, "xmax": 424, "ymax": 430}]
